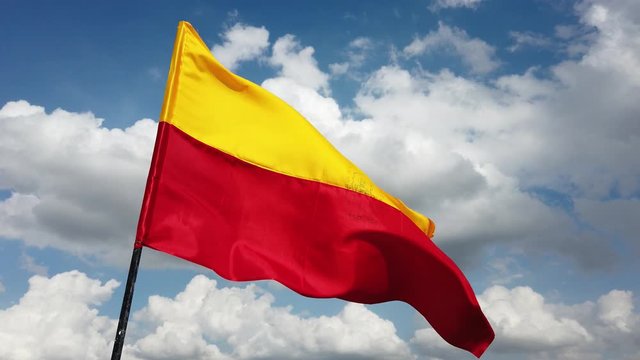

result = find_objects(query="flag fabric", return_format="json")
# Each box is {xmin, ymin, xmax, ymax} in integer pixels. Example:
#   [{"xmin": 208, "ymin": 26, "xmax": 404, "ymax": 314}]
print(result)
[{"xmin": 136, "ymin": 21, "xmax": 494, "ymax": 357}]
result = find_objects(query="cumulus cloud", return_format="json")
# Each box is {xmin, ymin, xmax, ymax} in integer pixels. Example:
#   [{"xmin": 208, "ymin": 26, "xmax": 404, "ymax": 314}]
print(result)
[
  {"xmin": 212, "ymin": 23, "xmax": 270, "ymax": 70},
  {"xmin": 0, "ymin": 271, "xmax": 413, "ymax": 360},
  {"xmin": 0, "ymin": 100, "xmax": 156, "ymax": 265},
  {"xmin": 127, "ymin": 275, "xmax": 413, "ymax": 360},
  {"xmin": 597, "ymin": 290, "xmax": 635, "ymax": 332},
  {"xmin": 548, "ymin": 290, "xmax": 640, "ymax": 360},
  {"xmin": 3, "ymin": 271, "xmax": 639, "ymax": 360},
  {"xmin": 412, "ymin": 286, "xmax": 639, "ymax": 360},
  {"xmin": 481, "ymin": 286, "xmax": 591, "ymax": 352},
  {"xmin": 404, "ymin": 23, "xmax": 499, "ymax": 74},
  {"xmin": 0, "ymin": 271, "xmax": 118, "ymax": 360},
  {"xmin": 269, "ymin": 34, "xmax": 330, "ymax": 93},
  {"xmin": 574, "ymin": 0, "xmax": 640, "ymax": 83}
]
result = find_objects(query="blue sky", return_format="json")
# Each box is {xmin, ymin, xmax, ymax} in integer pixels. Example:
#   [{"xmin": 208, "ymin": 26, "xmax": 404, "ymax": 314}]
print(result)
[{"xmin": 1, "ymin": 0, "xmax": 639, "ymax": 359}]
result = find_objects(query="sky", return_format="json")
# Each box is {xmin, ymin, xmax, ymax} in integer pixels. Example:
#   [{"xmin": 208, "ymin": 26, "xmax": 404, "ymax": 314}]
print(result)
[{"xmin": 0, "ymin": 0, "xmax": 639, "ymax": 359}]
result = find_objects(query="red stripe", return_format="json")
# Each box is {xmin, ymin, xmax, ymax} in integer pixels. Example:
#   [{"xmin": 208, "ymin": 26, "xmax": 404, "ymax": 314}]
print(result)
[{"xmin": 138, "ymin": 122, "xmax": 494, "ymax": 356}]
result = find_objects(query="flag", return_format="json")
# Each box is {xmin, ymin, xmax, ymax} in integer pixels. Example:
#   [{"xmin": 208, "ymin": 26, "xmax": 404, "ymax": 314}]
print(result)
[{"xmin": 136, "ymin": 21, "xmax": 494, "ymax": 357}]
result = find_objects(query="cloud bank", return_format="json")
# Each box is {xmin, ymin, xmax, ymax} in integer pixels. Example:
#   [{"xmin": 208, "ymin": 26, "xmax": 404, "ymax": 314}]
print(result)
[{"xmin": 1, "ymin": 271, "xmax": 637, "ymax": 360}]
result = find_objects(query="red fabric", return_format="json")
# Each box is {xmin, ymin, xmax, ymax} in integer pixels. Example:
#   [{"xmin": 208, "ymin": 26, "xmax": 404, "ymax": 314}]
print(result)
[{"xmin": 137, "ymin": 122, "xmax": 494, "ymax": 357}]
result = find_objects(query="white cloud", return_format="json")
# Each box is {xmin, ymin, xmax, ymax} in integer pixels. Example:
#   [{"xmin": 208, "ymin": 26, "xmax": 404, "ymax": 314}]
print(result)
[
  {"xmin": 269, "ymin": 34, "xmax": 330, "ymax": 93},
  {"xmin": 0, "ymin": 100, "xmax": 157, "ymax": 265},
  {"xmin": 575, "ymin": 0, "xmax": 640, "ymax": 86},
  {"xmin": 0, "ymin": 192, "xmax": 39, "ymax": 240},
  {"xmin": 2, "ymin": 272, "xmax": 407, "ymax": 359},
  {"xmin": 0, "ymin": 271, "xmax": 118, "ymax": 360},
  {"xmin": 481, "ymin": 286, "xmax": 592, "ymax": 352},
  {"xmin": 0, "ymin": 271, "xmax": 413, "ymax": 360},
  {"xmin": 212, "ymin": 23, "xmax": 270, "ymax": 71},
  {"xmin": 3, "ymin": 271, "xmax": 639, "ymax": 360},
  {"xmin": 430, "ymin": 0, "xmax": 483, "ymax": 10},
  {"xmin": 127, "ymin": 275, "xmax": 413, "ymax": 360},
  {"xmin": 412, "ymin": 286, "xmax": 639, "ymax": 360},
  {"xmin": 597, "ymin": 290, "xmax": 635, "ymax": 333},
  {"xmin": 404, "ymin": 23, "xmax": 499, "ymax": 74},
  {"xmin": 549, "ymin": 290, "xmax": 640, "ymax": 360}
]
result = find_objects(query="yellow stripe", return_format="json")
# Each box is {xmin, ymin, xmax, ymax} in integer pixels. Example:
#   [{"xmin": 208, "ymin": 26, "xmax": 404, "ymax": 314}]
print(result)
[{"xmin": 160, "ymin": 21, "xmax": 434, "ymax": 237}]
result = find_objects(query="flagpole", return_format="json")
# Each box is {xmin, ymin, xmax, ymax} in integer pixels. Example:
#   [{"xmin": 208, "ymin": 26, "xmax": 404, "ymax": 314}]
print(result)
[{"xmin": 110, "ymin": 246, "xmax": 143, "ymax": 360}]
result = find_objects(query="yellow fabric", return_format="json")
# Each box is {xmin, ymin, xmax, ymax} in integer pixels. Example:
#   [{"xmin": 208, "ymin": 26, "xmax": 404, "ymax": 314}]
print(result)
[{"xmin": 160, "ymin": 21, "xmax": 435, "ymax": 237}]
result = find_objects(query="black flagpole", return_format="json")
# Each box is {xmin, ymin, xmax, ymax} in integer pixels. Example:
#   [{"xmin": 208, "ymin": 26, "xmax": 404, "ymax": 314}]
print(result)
[{"xmin": 110, "ymin": 246, "xmax": 143, "ymax": 360}]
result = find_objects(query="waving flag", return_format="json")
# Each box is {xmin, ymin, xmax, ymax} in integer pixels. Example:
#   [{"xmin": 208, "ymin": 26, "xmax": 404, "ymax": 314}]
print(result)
[{"xmin": 136, "ymin": 21, "xmax": 494, "ymax": 357}]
